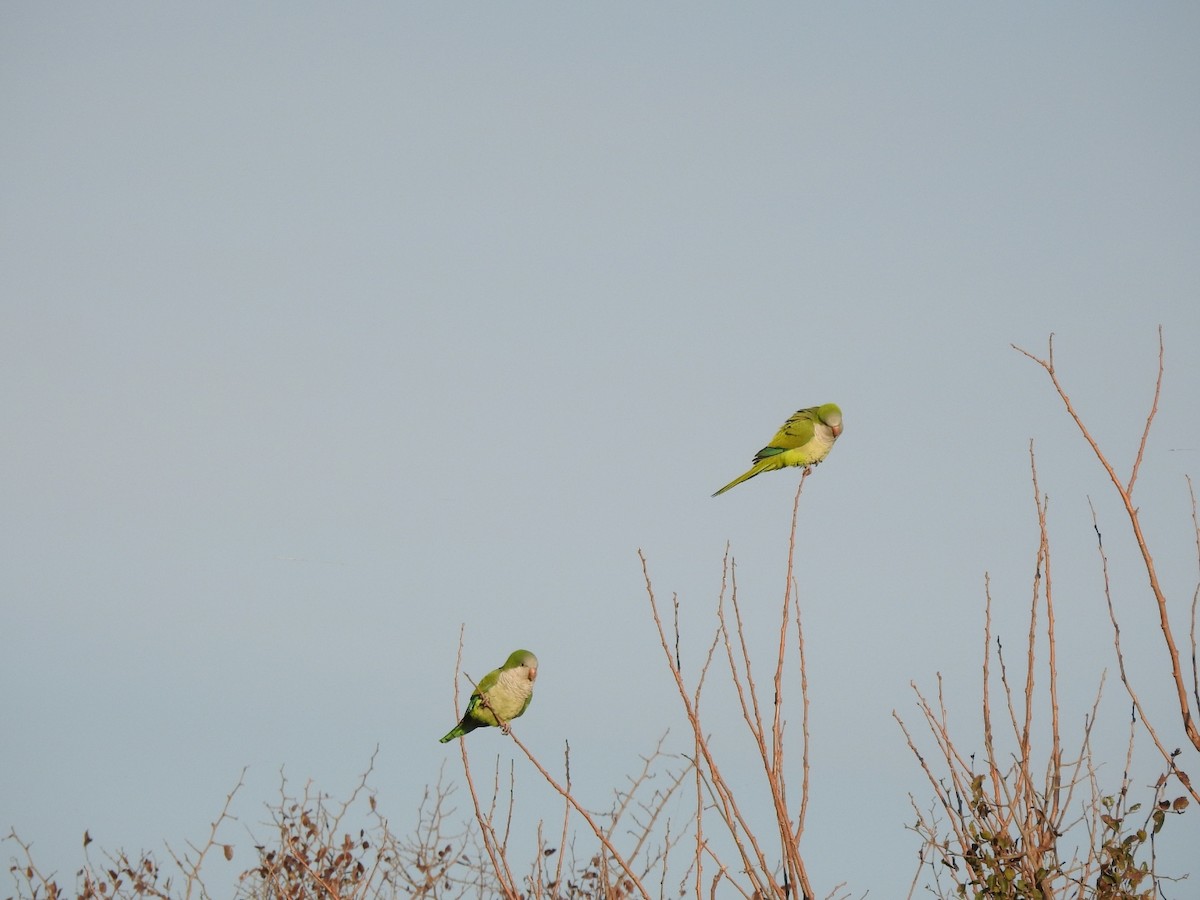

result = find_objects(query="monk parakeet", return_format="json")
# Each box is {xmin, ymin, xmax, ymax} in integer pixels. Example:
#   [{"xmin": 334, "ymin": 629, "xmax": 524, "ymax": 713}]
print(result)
[
  {"xmin": 439, "ymin": 649, "xmax": 538, "ymax": 742},
  {"xmin": 712, "ymin": 403, "xmax": 843, "ymax": 497}
]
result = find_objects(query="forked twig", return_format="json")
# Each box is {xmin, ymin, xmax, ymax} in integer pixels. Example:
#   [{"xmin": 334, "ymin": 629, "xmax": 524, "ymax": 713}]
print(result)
[
  {"xmin": 503, "ymin": 728, "xmax": 652, "ymax": 900},
  {"xmin": 1013, "ymin": 329, "xmax": 1200, "ymax": 751}
]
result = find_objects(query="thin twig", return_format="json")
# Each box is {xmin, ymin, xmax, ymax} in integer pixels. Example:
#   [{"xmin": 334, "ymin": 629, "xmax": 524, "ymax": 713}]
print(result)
[{"xmin": 503, "ymin": 728, "xmax": 653, "ymax": 900}]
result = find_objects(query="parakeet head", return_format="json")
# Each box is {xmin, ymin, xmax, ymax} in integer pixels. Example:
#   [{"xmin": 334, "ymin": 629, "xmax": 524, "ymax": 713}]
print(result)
[
  {"xmin": 503, "ymin": 649, "xmax": 538, "ymax": 682},
  {"xmin": 817, "ymin": 403, "xmax": 843, "ymax": 437}
]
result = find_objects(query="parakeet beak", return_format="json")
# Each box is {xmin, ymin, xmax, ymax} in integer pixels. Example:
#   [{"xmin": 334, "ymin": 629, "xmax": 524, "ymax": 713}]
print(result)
[
  {"xmin": 528, "ymin": 666, "xmax": 538, "ymax": 682},
  {"xmin": 831, "ymin": 423, "xmax": 843, "ymax": 437}
]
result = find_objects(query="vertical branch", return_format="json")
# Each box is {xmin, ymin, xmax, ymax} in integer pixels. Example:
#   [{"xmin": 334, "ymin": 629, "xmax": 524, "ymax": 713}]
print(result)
[
  {"xmin": 691, "ymin": 546, "xmax": 733, "ymax": 898},
  {"xmin": 727, "ymin": 571, "xmax": 767, "ymax": 749},
  {"xmin": 1030, "ymin": 446, "xmax": 1063, "ymax": 883},
  {"xmin": 773, "ymin": 474, "xmax": 805, "ymax": 778},
  {"xmin": 451, "ymin": 628, "xmax": 520, "ymax": 900},
  {"xmin": 791, "ymin": 586, "xmax": 812, "ymax": 847},
  {"xmin": 777, "ymin": 477, "xmax": 814, "ymax": 899},
  {"xmin": 983, "ymin": 585, "xmax": 1022, "ymax": 840},
  {"xmin": 1187, "ymin": 475, "xmax": 1200, "ymax": 717},
  {"xmin": 552, "ymin": 741, "xmax": 571, "ymax": 891},
  {"xmin": 693, "ymin": 719, "xmax": 705, "ymax": 900},
  {"xmin": 1019, "ymin": 444, "xmax": 1042, "ymax": 829},
  {"xmin": 981, "ymin": 576, "xmax": 1003, "ymax": 814},
  {"xmin": 674, "ymin": 592, "xmax": 683, "ymax": 673},
  {"xmin": 500, "ymin": 761, "xmax": 517, "ymax": 859},
  {"xmin": 713, "ymin": 483, "xmax": 815, "ymax": 898},
  {"xmin": 1030, "ymin": 448, "xmax": 1063, "ymax": 833}
]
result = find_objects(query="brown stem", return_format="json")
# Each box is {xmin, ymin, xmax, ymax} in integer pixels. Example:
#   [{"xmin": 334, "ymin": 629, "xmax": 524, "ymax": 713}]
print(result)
[{"xmin": 1013, "ymin": 329, "xmax": 1200, "ymax": 750}]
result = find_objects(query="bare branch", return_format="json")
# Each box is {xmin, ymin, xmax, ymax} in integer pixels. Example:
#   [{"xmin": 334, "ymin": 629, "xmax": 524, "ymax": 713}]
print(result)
[{"xmin": 1014, "ymin": 330, "xmax": 1200, "ymax": 750}]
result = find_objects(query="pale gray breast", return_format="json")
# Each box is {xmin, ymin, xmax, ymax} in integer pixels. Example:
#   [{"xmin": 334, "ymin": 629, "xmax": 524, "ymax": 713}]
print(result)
[{"xmin": 491, "ymin": 666, "xmax": 535, "ymax": 719}]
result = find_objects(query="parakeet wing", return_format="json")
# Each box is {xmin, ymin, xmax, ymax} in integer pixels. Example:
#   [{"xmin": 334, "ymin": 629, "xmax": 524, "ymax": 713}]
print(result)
[
  {"xmin": 756, "ymin": 409, "xmax": 817, "ymax": 458},
  {"xmin": 475, "ymin": 666, "xmax": 502, "ymax": 696},
  {"xmin": 455, "ymin": 666, "xmax": 499, "ymax": 719}
]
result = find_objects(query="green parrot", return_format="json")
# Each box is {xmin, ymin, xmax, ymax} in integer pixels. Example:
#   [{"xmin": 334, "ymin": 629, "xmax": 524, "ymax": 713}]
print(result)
[
  {"xmin": 439, "ymin": 649, "xmax": 538, "ymax": 742},
  {"xmin": 712, "ymin": 403, "xmax": 843, "ymax": 497}
]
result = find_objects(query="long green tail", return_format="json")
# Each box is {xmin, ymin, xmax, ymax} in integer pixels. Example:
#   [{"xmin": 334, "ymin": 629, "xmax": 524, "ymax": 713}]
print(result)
[
  {"xmin": 439, "ymin": 720, "xmax": 478, "ymax": 743},
  {"xmin": 712, "ymin": 460, "xmax": 774, "ymax": 496}
]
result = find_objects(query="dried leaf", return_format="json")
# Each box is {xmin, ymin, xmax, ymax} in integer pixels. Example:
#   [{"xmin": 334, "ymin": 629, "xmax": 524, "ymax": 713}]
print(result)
[
  {"xmin": 1172, "ymin": 796, "xmax": 1189, "ymax": 811},
  {"xmin": 223, "ymin": 845, "xmax": 234, "ymax": 861},
  {"xmin": 83, "ymin": 830, "xmax": 92, "ymax": 848}
]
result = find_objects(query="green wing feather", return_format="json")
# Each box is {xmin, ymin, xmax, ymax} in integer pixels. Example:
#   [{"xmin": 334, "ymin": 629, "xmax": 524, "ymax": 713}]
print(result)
[
  {"xmin": 475, "ymin": 667, "xmax": 501, "ymax": 695},
  {"xmin": 762, "ymin": 410, "xmax": 817, "ymax": 454}
]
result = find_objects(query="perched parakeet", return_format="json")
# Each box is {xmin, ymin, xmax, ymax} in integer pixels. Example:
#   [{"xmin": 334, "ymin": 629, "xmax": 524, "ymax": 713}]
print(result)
[
  {"xmin": 712, "ymin": 403, "xmax": 843, "ymax": 497},
  {"xmin": 439, "ymin": 649, "xmax": 539, "ymax": 743}
]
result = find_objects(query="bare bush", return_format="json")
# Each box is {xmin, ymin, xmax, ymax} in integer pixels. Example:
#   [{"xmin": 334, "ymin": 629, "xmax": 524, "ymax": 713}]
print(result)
[
  {"xmin": 7, "ymin": 332, "xmax": 1195, "ymax": 900},
  {"xmin": 898, "ymin": 331, "xmax": 1195, "ymax": 898}
]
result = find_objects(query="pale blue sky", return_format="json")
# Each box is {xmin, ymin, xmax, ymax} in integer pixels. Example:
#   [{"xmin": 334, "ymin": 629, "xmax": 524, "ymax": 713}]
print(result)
[{"xmin": 3, "ymin": 4, "xmax": 1199, "ymax": 895}]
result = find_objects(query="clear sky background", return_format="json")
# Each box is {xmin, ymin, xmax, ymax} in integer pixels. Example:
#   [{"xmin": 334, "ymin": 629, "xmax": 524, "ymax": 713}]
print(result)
[{"xmin": 4, "ymin": 5, "xmax": 1200, "ymax": 896}]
